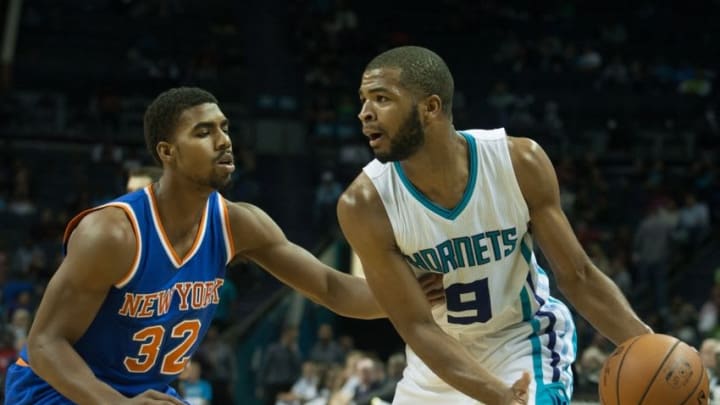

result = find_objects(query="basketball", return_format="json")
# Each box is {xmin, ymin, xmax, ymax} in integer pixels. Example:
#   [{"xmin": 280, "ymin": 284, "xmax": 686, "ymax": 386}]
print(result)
[{"xmin": 599, "ymin": 334, "xmax": 709, "ymax": 405}]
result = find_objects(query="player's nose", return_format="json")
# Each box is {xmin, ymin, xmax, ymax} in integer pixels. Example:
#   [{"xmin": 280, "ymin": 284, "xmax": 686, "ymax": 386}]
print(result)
[
  {"xmin": 357, "ymin": 102, "xmax": 375, "ymax": 122},
  {"xmin": 216, "ymin": 130, "xmax": 231, "ymax": 150}
]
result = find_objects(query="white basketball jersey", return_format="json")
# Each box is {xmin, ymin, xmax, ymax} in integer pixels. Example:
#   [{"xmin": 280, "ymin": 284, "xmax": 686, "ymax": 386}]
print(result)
[
  {"xmin": 364, "ymin": 129, "xmax": 575, "ymax": 404},
  {"xmin": 364, "ymin": 128, "xmax": 546, "ymax": 338}
]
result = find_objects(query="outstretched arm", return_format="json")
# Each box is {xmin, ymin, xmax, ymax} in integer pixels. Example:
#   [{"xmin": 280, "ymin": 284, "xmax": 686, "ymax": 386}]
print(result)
[
  {"xmin": 336, "ymin": 177, "xmax": 528, "ymax": 405},
  {"xmin": 27, "ymin": 208, "xmax": 184, "ymax": 405},
  {"xmin": 509, "ymin": 137, "xmax": 652, "ymax": 345},
  {"xmin": 226, "ymin": 201, "xmax": 385, "ymax": 319}
]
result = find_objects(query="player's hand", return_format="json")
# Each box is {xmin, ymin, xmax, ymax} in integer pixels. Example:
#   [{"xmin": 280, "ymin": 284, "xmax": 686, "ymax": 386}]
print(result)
[
  {"xmin": 418, "ymin": 273, "xmax": 445, "ymax": 306},
  {"xmin": 503, "ymin": 371, "xmax": 530, "ymax": 405},
  {"xmin": 123, "ymin": 389, "xmax": 187, "ymax": 404}
]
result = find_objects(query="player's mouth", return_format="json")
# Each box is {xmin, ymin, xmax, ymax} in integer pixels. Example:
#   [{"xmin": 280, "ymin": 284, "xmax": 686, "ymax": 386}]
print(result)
[
  {"xmin": 215, "ymin": 153, "xmax": 235, "ymax": 172},
  {"xmin": 368, "ymin": 133, "xmax": 384, "ymax": 147},
  {"xmin": 363, "ymin": 128, "xmax": 385, "ymax": 147}
]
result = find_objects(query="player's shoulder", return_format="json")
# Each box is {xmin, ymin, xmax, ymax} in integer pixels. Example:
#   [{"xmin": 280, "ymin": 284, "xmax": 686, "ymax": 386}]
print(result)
[
  {"xmin": 337, "ymin": 172, "xmax": 390, "ymax": 238},
  {"xmin": 338, "ymin": 172, "xmax": 382, "ymax": 214},
  {"xmin": 506, "ymin": 136, "xmax": 549, "ymax": 170},
  {"xmin": 224, "ymin": 199, "xmax": 264, "ymax": 220},
  {"xmin": 69, "ymin": 206, "xmax": 136, "ymax": 253},
  {"xmin": 222, "ymin": 198, "xmax": 277, "ymax": 232}
]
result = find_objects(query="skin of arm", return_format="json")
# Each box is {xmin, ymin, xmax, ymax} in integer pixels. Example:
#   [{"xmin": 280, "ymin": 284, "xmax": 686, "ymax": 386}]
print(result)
[
  {"xmin": 509, "ymin": 137, "xmax": 652, "ymax": 345},
  {"xmin": 225, "ymin": 200, "xmax": 386, "ymax": 320},
  {"xmin": 336, "ymin": 177, "xmax": 514, "ymax": 405},
  {"xmin": 26, "ymin": 208, "xmax": 183, "ymax": 405}
]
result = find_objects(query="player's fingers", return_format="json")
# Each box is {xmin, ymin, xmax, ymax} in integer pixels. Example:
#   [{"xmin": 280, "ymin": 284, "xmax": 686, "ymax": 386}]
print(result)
[
  {"xmin": 426, "ymin": 288, "xmax": 445, "ymax": 301},
  {"xmin": 510, "ymin": 373, "xmax": 530, "ymax": 405},
  {"xmin": 513, "ymin": 371, "xmax": 531, "ymax": 393},
  {"xmin": 429, "ymin": 294, "xmax": 446, "ymax": 304},
  {"xmin": 418, "ymin": 273, "xmax": 443, "ymax": 289},
  {"xmin": 138, "ymin": 389, "xmax": 186, "ymax": 404},
  {"xmin": 429, "ymin": 298, "xmax": 445, "ymax": 307},
  {"xmin": 425, "ymin": 286, "xmax": 444, "ymax": 297}
]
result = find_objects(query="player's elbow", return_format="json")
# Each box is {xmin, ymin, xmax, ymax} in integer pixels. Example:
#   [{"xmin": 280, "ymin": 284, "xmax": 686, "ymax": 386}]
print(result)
[
  {"xmin": 311, "ymin": 271, "xmax": 345, "ymax": 314},
  {"xmin": 395, "ymin": 319, "xmax": 441, "ymax": 352},
  {"xmin": 396, "ymin": 319, "xmax": 456, "ymax": 373},
  {"xmin": 555, "ymin": 260, "xmax": 594, "ymax": 296},
  {"xmin": 26, "ymin": 332, "xmax": 55, "ymax": 374}
]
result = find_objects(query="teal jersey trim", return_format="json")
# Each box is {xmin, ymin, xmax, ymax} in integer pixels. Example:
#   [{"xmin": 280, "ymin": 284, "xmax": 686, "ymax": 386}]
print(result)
[
  {"xmin": 520, "ymin": 239, "xmax": 533, "ymax": 264},
  {"xmin": 519, "ymin": 239, "xmax": 546, "ymax": 400},
  {"xmin": 520, "ymin": 288, "xmax": 545, "ymax": 394},
  {"xmin": 392, "ymin": 132, "xmax": 478, "ymax": 220}
]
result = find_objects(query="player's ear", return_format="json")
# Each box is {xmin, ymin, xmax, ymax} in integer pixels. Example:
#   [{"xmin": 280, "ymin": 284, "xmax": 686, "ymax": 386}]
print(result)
[
  {"xmin": 157, "ymin": 141, "xmax": 173, "ymax": 165},
  {"xmin": 423, "ymin": 95, "xmax": 442, "ymax": 119}
]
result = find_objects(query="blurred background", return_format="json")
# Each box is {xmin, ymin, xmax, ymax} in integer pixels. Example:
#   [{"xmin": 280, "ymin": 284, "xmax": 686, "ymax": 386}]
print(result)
[{"xmin": 0, "ymin": 0, "xmax": 718, "ymax": 404}]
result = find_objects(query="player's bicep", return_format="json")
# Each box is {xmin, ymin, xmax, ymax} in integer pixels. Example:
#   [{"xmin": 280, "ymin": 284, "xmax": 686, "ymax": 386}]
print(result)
[
  {"xmin": 226, "ymin": 202, "xmax": 332, "ymax": 296},
  {"xmin": 226, "ymin": 201, "xmax": 287, "ymax": 257},
  {"xmin": 530, "ymin": 204, "xmax": 591, "ymax": 285},
  {"xmin": 249, "ymin": 241, "xmax": 332, "ymax": 300}
]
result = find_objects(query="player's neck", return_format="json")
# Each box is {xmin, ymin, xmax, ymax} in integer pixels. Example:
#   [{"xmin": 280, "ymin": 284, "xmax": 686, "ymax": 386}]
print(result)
[
  {"xmin": 399, "ymin": 127, "xmax": 469, "ymax": 209},
  {"xmin": 400, "ymin": 125, "xmax": 464, "ymax": 176},
  {"xmin": 151, "ymin": 177, "xmax": 211, "ymax": 236}
]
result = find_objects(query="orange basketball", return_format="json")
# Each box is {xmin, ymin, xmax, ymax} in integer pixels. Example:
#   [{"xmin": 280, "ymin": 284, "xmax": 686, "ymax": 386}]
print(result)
[{"xmin": 599, "ymin": 334, "xmax": 709, "ymax": 405}]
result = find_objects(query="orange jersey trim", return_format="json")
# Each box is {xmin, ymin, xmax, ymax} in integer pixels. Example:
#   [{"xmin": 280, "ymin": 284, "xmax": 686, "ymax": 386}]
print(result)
[
  {"xmin": 220, "ymin": 198, "xmax": 236, "ymax": 263},
  {"xmin": 147, "ymin": 186, "xmax": 208, "ymax": 268}
]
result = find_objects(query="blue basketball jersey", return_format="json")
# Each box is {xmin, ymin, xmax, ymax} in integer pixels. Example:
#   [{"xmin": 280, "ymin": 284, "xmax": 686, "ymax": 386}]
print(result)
[{"xmin": 7, "ymin": 186, "xmax": 234, "ymax": 402}]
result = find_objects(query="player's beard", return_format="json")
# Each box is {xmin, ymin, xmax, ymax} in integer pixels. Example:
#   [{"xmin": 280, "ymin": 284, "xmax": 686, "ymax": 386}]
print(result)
[
  {"xmin": 375, "ymin": 106, "xmax": 425, "ymax": 163},
  {"xmin": 208, "ymin": 170, "xmax": 232, "ymax": 191},
  {"xmin": 184, "ymin": 164, "xmax": 232, "ymax": 191}
]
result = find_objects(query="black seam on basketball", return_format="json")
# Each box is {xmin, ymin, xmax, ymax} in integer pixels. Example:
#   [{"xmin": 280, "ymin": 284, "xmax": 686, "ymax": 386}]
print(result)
[
  {"xmin": 615, "ymin": 336, "xmax": 642, "ymax": 405},
  {"xmin": 637, "ymin": 339, "xmax": 681, "ymax": 405},
  {"xmin": 679, "ymin": 366, "xmax": 706, "ymax": 405}
]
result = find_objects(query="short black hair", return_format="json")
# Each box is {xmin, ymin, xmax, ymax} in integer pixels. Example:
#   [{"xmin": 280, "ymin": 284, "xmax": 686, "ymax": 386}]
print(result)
[
  {"xmin": 365, "ymin": 46, "xmax": 454, "ymax": 116},
  {"xmin": 143, "ymin": 87, "xmax": 218, "ymax": 164}
]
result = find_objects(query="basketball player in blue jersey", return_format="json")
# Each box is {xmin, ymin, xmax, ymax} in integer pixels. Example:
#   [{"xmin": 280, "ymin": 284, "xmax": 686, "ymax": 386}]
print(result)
[
  {"xmin": 4, "ymin": 87, "xmax": 443, "ymax": 404},
  {"xmin": 337, "ymin": 46, "xmax": 653, "ymax": 405}
]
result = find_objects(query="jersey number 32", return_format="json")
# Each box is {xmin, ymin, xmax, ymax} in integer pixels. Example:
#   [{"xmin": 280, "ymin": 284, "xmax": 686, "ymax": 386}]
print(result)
[{"xmin": 124, "ymin": 319, "xmax": 201, "ymax": 374}]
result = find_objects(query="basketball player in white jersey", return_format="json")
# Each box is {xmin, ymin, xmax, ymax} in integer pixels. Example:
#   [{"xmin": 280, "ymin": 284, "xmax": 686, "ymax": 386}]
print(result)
[{"xmin": 337, "ymin": 46, "xmax": 652, "ymax": 405}]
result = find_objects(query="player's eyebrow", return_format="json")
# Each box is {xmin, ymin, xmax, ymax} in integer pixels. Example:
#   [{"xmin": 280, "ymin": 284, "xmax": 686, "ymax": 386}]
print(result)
[
  {"xmin": 191, "ymin": 119, "xmax": 229, "ymax": 130},
  {"xmin": 359, "ymin": 86, "xmax": 392, "ymax": 98}
]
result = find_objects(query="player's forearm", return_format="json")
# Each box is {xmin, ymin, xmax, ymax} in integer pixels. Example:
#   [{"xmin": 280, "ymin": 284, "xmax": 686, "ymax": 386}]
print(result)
[
  {"xmin": 28, "ymin": 338, "xmax": 127, "ymax": 405},
  {"xmin": 399, "ymin": 321, "xmax": 509, "ymax": 405},
  {"xmin": 560, "ymin": 266, "xmax": 652, "ymax": 345},
  {"xmin": 324, "ymin": 272, "xmax": 385, "ymax": 319}
]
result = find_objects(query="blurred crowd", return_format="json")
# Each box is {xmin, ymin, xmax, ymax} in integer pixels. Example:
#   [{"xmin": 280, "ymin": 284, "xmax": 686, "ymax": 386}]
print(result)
[{"xmin": 252, "ymin": 324, "xmax": 407, "ymax": 405}]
